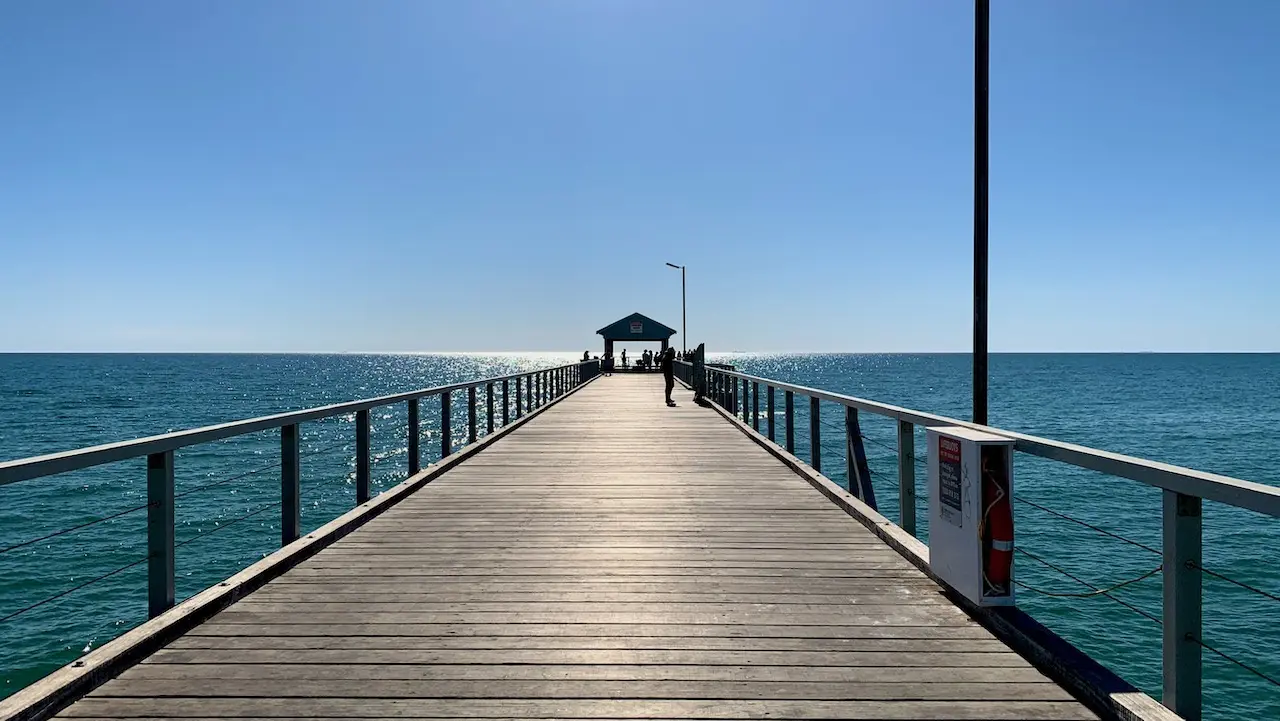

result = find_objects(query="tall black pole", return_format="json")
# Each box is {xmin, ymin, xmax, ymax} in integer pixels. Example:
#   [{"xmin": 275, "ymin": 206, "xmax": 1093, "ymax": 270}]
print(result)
[
  {"xmin": 681, "ymin": 267, "xmax": 687, "ymax": 354},
  {"xmin": 973, "ymin": 0, "xmax": 989, "ymax": 426}
]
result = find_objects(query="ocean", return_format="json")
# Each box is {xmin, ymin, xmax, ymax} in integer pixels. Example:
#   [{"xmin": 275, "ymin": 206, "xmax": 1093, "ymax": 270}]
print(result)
[{"xmin": 0, "ymin": 352, "xmax": 1277, "ymax": 718}]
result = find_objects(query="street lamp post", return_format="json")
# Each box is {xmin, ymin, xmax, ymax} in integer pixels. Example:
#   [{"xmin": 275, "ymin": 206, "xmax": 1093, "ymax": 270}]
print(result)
[
  {"xmin": 974, "ymin": 0, "xmax": 989, "ymax": 426},
  {"xmin": 665, "ymin": 262, "xmax": 686, "ymax": 354}
]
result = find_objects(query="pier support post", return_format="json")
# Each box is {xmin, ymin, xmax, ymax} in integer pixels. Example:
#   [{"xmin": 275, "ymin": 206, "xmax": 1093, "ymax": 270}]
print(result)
[
  {"xmin": 809, "ymin": 397, "xmax": 821, "ymax": 473},
  {"xmin": 845, "ymin": 407, "xmax": 876, "ymax": 509},
  {"xmin": 897, "ymin": 420, "xmax": 917, "ymax": 536},
  {"xmin": 468, "ymin": 386, "xmax": 478, "ymax": 444},
  {"xmin": 147, "ymin": 450, "xmax": 174, "ymax": 618},
  {"xmin": 486, "ymin": 383, "xmax": 495, "ymax": 435},
  {"xmin": 355, "ymin": 409, "xmax": 370, "ymax": 503},
  {"xmin": 440, "ymin": 392, "xmax": 452, "ymax": 458},
  {"xmin": 785, "ymin": 391, "xmax": 795, "ymax": 454},
  {"xmin": 281, "ymin": 424, "xmax": 300, "ymax": 545},
  {"xmin": 752, "ymin": 382, "xmax": 760, "ymax": 431},
  {"xmin": 767, "ymin": 386, "xmax": 775, "ymax": 441},
  {"xmin": 1163, "ymin": 490, "xmax": 1202, "ymax": 720},
  {"xmin": 407, "ymin": 399, "xmax": 420, "ymax": 476},
  {"xmin": 503, "ymin": 380, "xmax": 511, "ymax": 425}
]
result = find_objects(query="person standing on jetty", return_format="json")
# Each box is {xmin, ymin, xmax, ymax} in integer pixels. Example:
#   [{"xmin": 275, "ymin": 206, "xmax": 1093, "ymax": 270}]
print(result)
[{"xmin": 660, "ymin": 347, "xmax": 676, "ymax": 406}]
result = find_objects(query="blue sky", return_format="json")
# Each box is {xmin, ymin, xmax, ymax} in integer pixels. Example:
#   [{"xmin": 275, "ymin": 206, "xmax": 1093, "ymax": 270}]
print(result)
[{"xmin": 2, "ymin": 0, "xmax": 1276, "ymax": 352}]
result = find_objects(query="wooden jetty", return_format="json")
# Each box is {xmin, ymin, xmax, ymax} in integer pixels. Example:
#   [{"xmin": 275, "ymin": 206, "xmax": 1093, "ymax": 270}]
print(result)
[{"xmin": 20, "ymin": 374, "xmax": 1104, "ymax": 721}]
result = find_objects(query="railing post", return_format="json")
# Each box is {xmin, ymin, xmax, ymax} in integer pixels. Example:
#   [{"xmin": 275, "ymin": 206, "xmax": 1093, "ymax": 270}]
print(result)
[
  {"xmin": 146, "ymin": 450, "xmax": 174, "ymax": 618},
  {"xmin": 1163, "ymin": 490, "xmax": 1203, "ymax": 720},
  {"xmin": 407, "ymin": 399, "xmax": 420, "ymax": 476},
  {"xmin": 809, "ymin": 397, "xmax": 821, "ymax": 473},
  {"xmin": 515, "ymin": 377, "xmax": 523, "ymax": 419},
  {"xmin": 767, "ymin": 385, "xmax": 775, "ymax": 441},
  {"xmin": 845, "ymin": 406, "xmax": 876, "ymax": 509},
  {"xmin": 281, "ymin": 423, "xmax": 300, "ymax": 546},
  {"xmin": 467, "ymin": 386, "xmax": 478, "ymax": 444},
  {"xmin": 785, "ymin": 390, "xmax": 795, "ymax": 454},
  {"xmin": 752, "ymin": 381, "xmax": 760, "ymax": 431},
  {"xmin": 486, "ymin": 382, "xmax": 495, "ymax": 435},
  {"xmin": 897, "ymin": 420, "xmax": 917, "ymax": 536},
  {"xmin": 440, "ymin": 392, "xmax": 452, "ymax": 457},
  {"xmin": 526, "ymin": 373, "xmax": 533, "ymax": 411},
  {"xmin": 355, "ymin": 409, "xmax": 370, "ymax": 503},
  {"xmin": 741, "ymin": 379, "xmax": 749, "ymax": 422},
  {"xmin": 503, "ymin": 379, "xmax": 511, "ymax": 424}
]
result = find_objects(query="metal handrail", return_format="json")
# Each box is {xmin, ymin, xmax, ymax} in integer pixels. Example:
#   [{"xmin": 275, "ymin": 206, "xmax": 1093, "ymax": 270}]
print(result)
[
  {"xmin": 0, "ymin": 360, "xmax": 600, "ymax": 625},
  {"xmin": 694, "ymin": 361, "xmax": 1276, "ymax": 720},
  {"xmin": 698, "ymin": 364, "xmax": 1280, "ymax": 518},
  {"xmin": 0, "ymin": 362, "xmax": 595, "ymax": 486}
]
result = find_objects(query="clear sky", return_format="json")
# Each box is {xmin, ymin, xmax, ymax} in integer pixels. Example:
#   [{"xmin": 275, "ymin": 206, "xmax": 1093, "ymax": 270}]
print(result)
[{"xmin": 2, "ymin": 1, "xmax": 1276, "ymax": 353}]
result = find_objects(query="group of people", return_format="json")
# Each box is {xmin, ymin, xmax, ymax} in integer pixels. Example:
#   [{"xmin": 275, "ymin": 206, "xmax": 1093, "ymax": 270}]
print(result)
[{"xmin": 579, "ymin": 347, "xmax": 681, "ymax": 406}]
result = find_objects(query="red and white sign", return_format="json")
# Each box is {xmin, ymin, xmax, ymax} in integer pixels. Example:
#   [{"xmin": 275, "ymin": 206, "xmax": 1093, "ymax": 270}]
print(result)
[{"xmin": 630, "ymin": 321, "xmax": 643, "ymax": 333}]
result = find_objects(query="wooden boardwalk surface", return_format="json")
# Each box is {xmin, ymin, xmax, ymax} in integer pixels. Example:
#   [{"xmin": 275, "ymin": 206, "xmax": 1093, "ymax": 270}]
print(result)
[{"xmin": 56, "ymin": 374, "xmax": 1097, "ymax": 720}]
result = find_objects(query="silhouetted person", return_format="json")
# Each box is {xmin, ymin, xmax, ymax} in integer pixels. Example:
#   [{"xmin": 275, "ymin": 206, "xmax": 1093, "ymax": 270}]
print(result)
[
  {"xmin": 582, "ymin": 350, "xmax": 590, "ymax": 362},
  {"xmin": 660, "ymin": 348, "xmax": 675, "ymax": 406},
  {"xmin": 621, "ymin": 349, "xmax": 627, "ymax": 367}
]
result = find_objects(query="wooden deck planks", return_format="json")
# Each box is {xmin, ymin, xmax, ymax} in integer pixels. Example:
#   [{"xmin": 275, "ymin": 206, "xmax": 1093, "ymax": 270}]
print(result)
[{"xmin": 54, "ymin": 374, "xmax": 1097, "ymax": 720}]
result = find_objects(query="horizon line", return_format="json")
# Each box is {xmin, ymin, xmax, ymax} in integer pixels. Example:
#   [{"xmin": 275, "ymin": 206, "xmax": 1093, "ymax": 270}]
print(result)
[{"xmin": 2, "ymin": 350, "xmax": 1279, "ymax": 355}]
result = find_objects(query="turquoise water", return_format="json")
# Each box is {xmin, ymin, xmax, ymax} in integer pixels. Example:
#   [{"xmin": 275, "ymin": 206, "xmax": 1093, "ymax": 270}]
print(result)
[{"xmin": 1, "ymin": 353, "xmax": 1277, "ymax": 718}]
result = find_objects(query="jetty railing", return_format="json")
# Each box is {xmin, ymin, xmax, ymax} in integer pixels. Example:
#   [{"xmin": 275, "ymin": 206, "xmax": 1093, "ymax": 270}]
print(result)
[
  {"xmin": 0, "ymin": 360, "xmax": 599, "ymax": 623},
  {"xmin": 684, "ymin": 361, "xmax": 1280, "ymax": 721}
]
